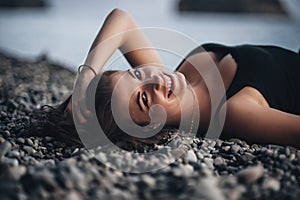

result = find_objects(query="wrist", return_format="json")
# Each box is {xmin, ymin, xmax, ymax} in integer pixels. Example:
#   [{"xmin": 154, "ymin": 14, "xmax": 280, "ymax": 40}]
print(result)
[{"xmin": 78, "ymin": 64, "xmax": 97, "ymax": 76}]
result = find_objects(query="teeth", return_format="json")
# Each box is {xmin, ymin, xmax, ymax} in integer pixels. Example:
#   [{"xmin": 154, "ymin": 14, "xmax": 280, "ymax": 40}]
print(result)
[{"xmin": 166, "ymin": 75, "xmax": 172, "ymax": 94}]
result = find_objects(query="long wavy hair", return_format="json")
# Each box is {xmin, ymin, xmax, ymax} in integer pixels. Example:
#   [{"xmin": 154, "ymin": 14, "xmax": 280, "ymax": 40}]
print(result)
[{"xmin": 28, "ymin": 70, "xmax": 176, "ymax": 151}]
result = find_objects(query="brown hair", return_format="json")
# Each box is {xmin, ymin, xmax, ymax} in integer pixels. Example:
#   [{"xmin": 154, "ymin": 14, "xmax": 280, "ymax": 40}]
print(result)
[
  {"xmin": 28, "ymin": 70, "xmax": 176, "ymax": 151},
  {"xmin": 94, "ymin": 70, "xmax": 176, "ymax": 151}
]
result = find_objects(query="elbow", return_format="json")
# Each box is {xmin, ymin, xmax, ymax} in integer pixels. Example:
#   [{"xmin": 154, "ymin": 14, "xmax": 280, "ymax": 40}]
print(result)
[{"xmin": 109, "ymin": 8, "xmax": 130, "ymax": 18}]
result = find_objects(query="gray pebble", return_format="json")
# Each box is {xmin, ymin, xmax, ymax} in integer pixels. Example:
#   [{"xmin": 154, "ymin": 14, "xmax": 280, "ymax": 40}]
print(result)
[
  {"xmin": 25, "ymin": 138, "xmax": 34, "ymax": 146},
  {"xmin": 223, "ymin": 146, "xmax": 230, "ymax": 152},
  {"xmin": 241, "ymin": 152, "xmax": 255, "ymax": 162},
  {"xmin": 262, "ymin": 178, "xmax": 280, "ymax": 191},
  {"xmin": 285, "ymin": 147, "xmax": 291, "ymax": 156},
  {"xmin": 65, "ymin": 191, "xmax": 82, "ymax": 200},
  {"xmin": 228, "ymin": 138, "xmax": 242, "ymax": 144},
  {"xmin": 204, "ymin": 158, "xmax": 214, "ymax": 170},
  {"xmin": 95, "ymin": 152, "xmax": 107, "ymax": 163},
  {"xmin": 2, "ymin": 157, "xmax": 19, "ymax": 166},
  {"xmin": 237, "ymin": 165, "xmax": 264, "ymax": 184},
  {"xmin": 290, "ymin": 153, "xmax": 296, "ymax": 160},
  {"xmin": 23, "ymin": 145, "xmax": 34, "ymax": 155},
  {"xmin": 266, "ymin": 149, "xmax": 274, "ymax": 156},
  {"xmin": 141, "ymin": 174, "xmax": 156, "ymax": 188},
  {"xmin": 186, "ymin": 150, "xmax": 197, "ymax": 163},
  {"xmin": 195, "ymin": 177, "xmax": 225, "ymax": 200},
  {"xmin": 7, "ymin": 150, "xmax": 20, "ymax": 159},
  {"xmin": 230, "ymin": 144, "xmax": 241, "ymax": 155},
  {"xmin": 0, "ymin": 137, "xmax": 5, "ymax": 143},
  {"xmin": 0, "ymin": 141, "xmax": 12, "ymax": 158},
  {"xmin": 196, "ymin": 152, "xmax": 204, "ymax": 160},
  {"xmin": 2, "ymin": 130, "xmax": 11, "ymax": 137},
  {"xmin": 173, "ymin": 164, "xmax": 194, "ymax": 177},
  {"xmin": 7, "ymin": 165, "xmax": 26, "ymax": 181},
  {"xmin": 17, "ymin": 137, "xmax": 25, "ymax": 144},
  {"xmin": 279, "ymin": 154, "xmax": 286, "ymax": 160},
  {"xmin": 213, "ymin": 157, "xmax": 224, "ymax": 166}
]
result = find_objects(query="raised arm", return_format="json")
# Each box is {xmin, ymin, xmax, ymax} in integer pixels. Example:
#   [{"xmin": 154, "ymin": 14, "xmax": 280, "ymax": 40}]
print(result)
[
  {"xmin": 72, "ymin": 8, "xmax": 162, "ymax": 123},
  {"xmin": 84, "ymin": 8, "xmax": 163, "ymax": 73}
]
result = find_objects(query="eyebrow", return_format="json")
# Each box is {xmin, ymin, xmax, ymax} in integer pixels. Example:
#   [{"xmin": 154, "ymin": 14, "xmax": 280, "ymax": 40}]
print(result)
[
  {"xmin": 127, "ymin": 69, "xmax": 135, "ymax": 79},
  {"xmin": 137, "ymin": 91, "xmax": 143, "ymax": 112}
]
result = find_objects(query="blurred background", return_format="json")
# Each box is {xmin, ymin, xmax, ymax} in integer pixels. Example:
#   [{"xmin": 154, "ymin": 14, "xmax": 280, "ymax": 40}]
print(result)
[{"xmin": 0, "ymin": 0, "xmax": 299, "ymax": 71}]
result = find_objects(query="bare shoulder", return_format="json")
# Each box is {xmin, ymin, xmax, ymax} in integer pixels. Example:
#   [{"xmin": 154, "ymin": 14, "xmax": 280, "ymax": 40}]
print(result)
[{"xmin": 228, "ymin": 86, "xmax": 270, "ymax": 108}]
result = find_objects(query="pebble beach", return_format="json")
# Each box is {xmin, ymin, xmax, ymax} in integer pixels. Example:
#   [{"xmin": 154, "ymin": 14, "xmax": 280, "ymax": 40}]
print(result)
[{"xmin": 0, "ymin": 51, "xmax": 300, "ymax": 200}]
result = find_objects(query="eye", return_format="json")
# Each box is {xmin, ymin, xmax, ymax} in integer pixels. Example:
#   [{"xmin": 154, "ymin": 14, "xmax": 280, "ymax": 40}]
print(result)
[
  {"xmin": 141, "ymin": 92, "xmax": 149, "ymax": 108},
  {"xmin": 134, "ymin": 69, "xmax": 142, "ymax": 80}
]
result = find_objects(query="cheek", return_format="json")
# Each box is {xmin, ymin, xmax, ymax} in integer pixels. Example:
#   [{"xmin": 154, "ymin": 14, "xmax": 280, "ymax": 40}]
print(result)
[
  {"xmin": 151, "ymin": 100, "xmax": 181, "ymax": 122},
  {"xmin": 129, "ymin": 105, "xmax": 150, "ymax": 125}
]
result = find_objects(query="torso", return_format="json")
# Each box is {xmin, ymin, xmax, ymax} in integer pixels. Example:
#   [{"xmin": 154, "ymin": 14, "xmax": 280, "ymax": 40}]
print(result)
[
  {"xmin": 176, "ymin": 50, "xmax": 271, "ymax": 133},
  {"xmin": 177, "ymin": 51, "xmax": 270, "ymax": 108}
]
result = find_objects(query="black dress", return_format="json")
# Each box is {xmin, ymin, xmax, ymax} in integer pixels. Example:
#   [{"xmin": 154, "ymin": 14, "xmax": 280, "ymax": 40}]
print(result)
[{"xmin": 177, "ymin": 43, "xmax": 300, "ymax": 115}]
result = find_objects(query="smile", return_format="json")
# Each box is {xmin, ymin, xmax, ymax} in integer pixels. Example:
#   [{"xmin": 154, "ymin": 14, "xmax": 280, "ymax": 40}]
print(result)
[{"xmin": 163, "ymin": 73, "xmax": 175, "ymax": 97}]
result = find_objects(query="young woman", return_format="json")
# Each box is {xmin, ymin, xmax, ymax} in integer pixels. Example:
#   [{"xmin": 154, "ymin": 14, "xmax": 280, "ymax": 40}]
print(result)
[{"xmin": 30, "ymin": 8, "xmax": 300, "ymax": 149}]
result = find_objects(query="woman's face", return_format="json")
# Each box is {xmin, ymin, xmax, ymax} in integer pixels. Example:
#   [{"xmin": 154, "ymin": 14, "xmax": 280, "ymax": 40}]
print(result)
[{"xmin": 109, "ymin": 66, "xmax": 192, "ymax": 127}]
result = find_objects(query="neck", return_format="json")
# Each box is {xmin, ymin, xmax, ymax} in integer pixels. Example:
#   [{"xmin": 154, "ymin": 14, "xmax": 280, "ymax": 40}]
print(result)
[{"xmin": 177, "ymin": 86, "xmax": 199, "ymax": 135}]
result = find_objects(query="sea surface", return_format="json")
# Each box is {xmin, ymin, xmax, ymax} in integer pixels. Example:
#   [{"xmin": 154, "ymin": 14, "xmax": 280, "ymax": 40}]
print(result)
[{"xmin": 0, "ymin": 0, "xmax": 299, "ymax": 71}]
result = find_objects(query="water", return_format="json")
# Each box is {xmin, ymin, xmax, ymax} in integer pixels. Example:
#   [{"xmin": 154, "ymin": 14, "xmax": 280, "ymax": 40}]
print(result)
[{"xmin": 0, "ymin": 0, "xmax": 299, "ymax": 71}]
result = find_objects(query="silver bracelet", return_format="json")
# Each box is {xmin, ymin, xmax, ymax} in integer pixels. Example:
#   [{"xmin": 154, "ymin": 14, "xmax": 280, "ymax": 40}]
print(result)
[{"xmin": 78, "ymin": 64, "xmax": 97, "ymax": 76}]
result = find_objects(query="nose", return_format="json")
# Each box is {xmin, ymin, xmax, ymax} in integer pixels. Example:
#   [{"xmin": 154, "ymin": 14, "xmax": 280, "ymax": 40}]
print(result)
[{"xmin": 150, "ymin": 73, "xmax": 164, "ymax": 91}]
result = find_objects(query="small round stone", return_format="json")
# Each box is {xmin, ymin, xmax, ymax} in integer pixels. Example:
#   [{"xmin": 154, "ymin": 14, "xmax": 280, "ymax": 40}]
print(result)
[
  {"xmin": 26, "ymin": 138, "xmax": 34, "ymax": 146},
  {"xmin": 17, "ymin": 137, "xmax": 25, "ymax": 144},
  {"xmin": 203, "ymin": 158, "xmax": 214, "ymax": 170},
  {"xmin": 262, "ymin": 178, "xmax": 280, "ymax": 191},
  {"xmin": 213, "ymin": 157, "xmax": 224, "ymax": 166},
  {"xmin": 23, "ymin": 145, "xmax": 34, "ymax": 155},
  {"xmin": 141, "ymin": 174, "xmax": 156, "ymax": 188},
  {"xmin": 186, "ymin": 150, "xmax": 197, "ymax": 163},
  {"xmin": 237, "ymin": 165, "xmax": 264, "ymax": 184},
  {"xmin": 230, "ymin": 144, "xmax": 241, "ymax": 155}
]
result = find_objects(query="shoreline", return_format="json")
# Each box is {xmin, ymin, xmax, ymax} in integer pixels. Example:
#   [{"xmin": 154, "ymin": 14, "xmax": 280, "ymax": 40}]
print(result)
[{"xmin": 0, "ymin": 51, "xmax": 299, "ymax": 199}]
